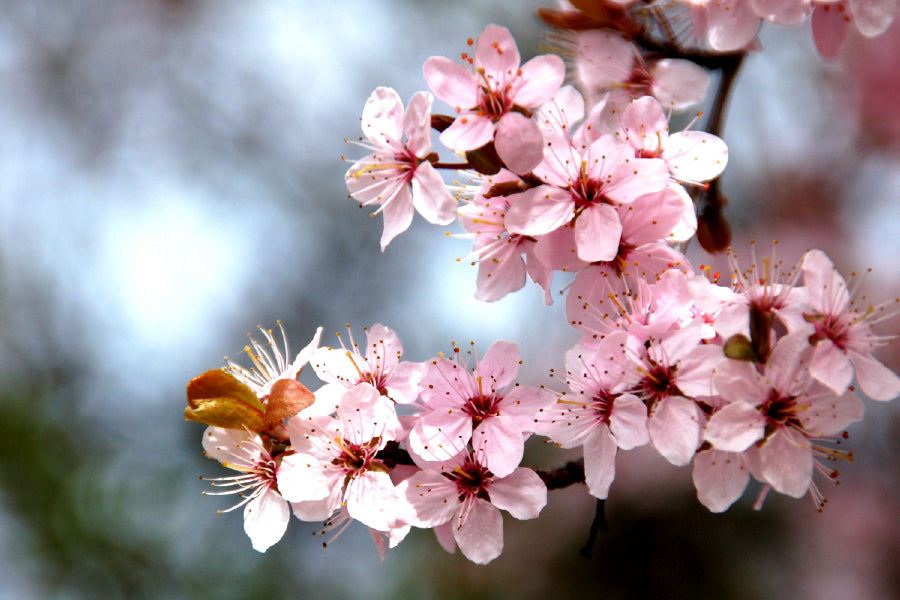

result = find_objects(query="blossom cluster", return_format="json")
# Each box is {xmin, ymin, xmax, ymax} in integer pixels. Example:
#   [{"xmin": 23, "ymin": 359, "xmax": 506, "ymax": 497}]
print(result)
[{"xmin": 186, "ymin": 11, "xmax": 900, "ymax": 566}]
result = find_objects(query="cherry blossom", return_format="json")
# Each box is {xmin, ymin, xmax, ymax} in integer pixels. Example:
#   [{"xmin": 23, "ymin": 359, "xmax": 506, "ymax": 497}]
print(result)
[
  {"xmin": 707, "ymin": 333, "xmax": 864, "ymax": 498},
  {"xmin": 798, "ymin": 249, "xmax": 900, "ymax": 401},
  {"xmin": 504, "ymin": 96, "xmax": 670, "ymax": 262},
  {"xmin": 535, "ymin": 332, "xmax": 648, "ymax": 499},
  {"xmin": 407, "ymin": 340, "xmax": 554, "ymax": 477},
  {"xmin": 310, "ymin": 323, "xmax": 426, "ymax": 409},
  {"xmin": 424, "ymin": 24, "xmax": 565, "ymax": 174},
  {"xmin": 396, "ymin": 449, "xmax": 547, "ymax": 564},
  {"xmin": 224, "ymin": 323, "xmax": 322, "ymax": 400},
  {"xmin": 345, "ymin": 87, "xmax": 457, "ymax": 250},
  {"xmin": 201, "ymin": 427, "xmax": 293, "ymax": 552},
  {"xmin": 280, "ymin": 384, "xmax": 405, "ymax": 532}
]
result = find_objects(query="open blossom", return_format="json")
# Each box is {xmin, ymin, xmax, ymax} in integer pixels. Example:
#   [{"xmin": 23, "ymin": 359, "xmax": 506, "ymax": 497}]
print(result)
[
  {"xmin": 424, "ymin": 24, "xmax": 565, "ymax": 174},
  {"xmin": 626, "ymin": 320, "xmax": 725, "ymax": 466},
  {"xmin": 505, "ymin": 88, "xmax": 670, "ymax": 263},
  {"xmin": 706, "ymin": 333, "xmax": 864, "ymax": 499},
  {"xmin": 571, "ymin": 29, "xmax": 711, "ymax": 113},
  {"xmin": 797, "ymin": 249, "xmax": 900, "ymax": 400},
  {"xmin": 407, "ymin": 340, "xmax": 554, "ymax": 477},
  {"xmin": 280, "ymin": 384, "xmax": 404, "ymax": 532},
  {"xmin": 397, "ymin": 449, "xmax": 546, "ymax": 564},
  {"xmin": 346, "ymin": 87, "xmax": 457, "ymax": 250},
  {"xmin": 457, "ymin": 170, "xmax": 554, "ymax": 303},
  {"xmin": 615, "ymin": 96, "xmax": 728, "ymax": 187},
  {"xmin": 224, "ymin": 323, "xmax": 322, "ymax": 400},
  {"xmin": 310, "ymin": 323, "xmax": 426, "ymax": 408},
  {"xmin": 535, "ymin": 332, "xmax": 647, "ymax": 499},
  {"xmin": 201, "ymin": 427, "xmax": 293, "ymax": 552}
]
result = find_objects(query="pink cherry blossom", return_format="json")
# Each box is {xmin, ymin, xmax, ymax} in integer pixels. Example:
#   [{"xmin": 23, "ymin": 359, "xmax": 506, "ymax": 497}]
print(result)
[
  {"xmin": 396, "ymin": 449, "xmax": 546, "ymax": 564},
  {"xmin": 812, "ymin": 0, "xmax": 897, "ymax": 58},
  {"xmin": 707, "ymin": 333, "xmax": 864, "ymax": 498},
  {"xmin": 535, "ymin": 332, "xmax": 648, "ymax": 499},
  {"xmin": 504, "ymin": 95, "xmax": 670, "ymax": 262},
  {"xmin": 201, "ymin": 427, "xmax": 292, "ymax": 552},
  {"xmin": 798, "ymin": 249, "xmax": 900, "ymax": 400},
  {"xmin": 310, "ymin": 323, "xmax": 426, "ymax": 409},
  {"xmin": 457, "ymin": 170, "xmax": 555, "ymax": 303},
  {"xmin": 626, "ymin": 320, "xmax": 725, "ymax": 466},
  {"xmin": 407, "ymin": 340, "xmax": 554, "ymax": 477},
  {"xmin": 616, "ymin": 96, "xmax": 728, "ymax": 186},
  {"xmin": 224, "ymin": 323, "xmax": 323, "ymax": 400},
  {"xmin": 424, "ymin": 24, "xmax": 565, "ymax": 174},
  {"xmin": 345, "ymin": 87, "xmax": 457, "ymax": 250},
  {"xmin": 280, "ymin": 384, "xmax": 405, "ymax": 533}
]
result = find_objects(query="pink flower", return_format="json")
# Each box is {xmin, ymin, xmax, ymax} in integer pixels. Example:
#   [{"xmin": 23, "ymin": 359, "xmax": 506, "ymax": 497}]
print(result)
[
  {"xmin": 280, "ymin": 384, "xmax": 404, "ymax": 532},
  {"xmin": 310, "ymin": 323, "xmax": 426, "ymax": 408},
  {"xmin": 535, "ymin": 332, "xmax": 648, "ymax": 499},
  {"xmin": 504, "ymin": 110, "xmax": 669, "ymax": 263},
  {"xmin": 424, "ymin": 24, "xmax": 565, "ymax": 174},
  {"xmin": 396, "ymin": 449, "xmax": 546, "ymax": 564},
  {"xmin": 201, "ymin": 427, "xmax": 292, "ymax": 552},
  {"xmin": 616, "ymin": 96, "xmax": 728, "ymax": 186},
  {"xmin": 798, "ymin": 249, "xmax": 900, "ymax": 401},
  {"xmin": 457, "ymin": 170, "xmax": 554, "ymax": 303},
  {"xmin": 224, "ymin": 323, "xmax": 322, "ymax": 400},
  {"xmin": 345, "ymin": 87, "xmax": 457, "ymax": 250},
  {"xmin": 707, "ymin": 333, "xmax": 864, "ymax": 498},
  {"xmin": 626, "ymin": 321, "xmax": 725, "ymax": 465},
  {"xmin": 407, "ymin": 340, "xmax": 554, "ymax": 477}
]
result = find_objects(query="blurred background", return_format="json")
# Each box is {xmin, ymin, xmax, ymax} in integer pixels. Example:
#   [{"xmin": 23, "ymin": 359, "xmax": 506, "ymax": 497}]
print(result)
[{"xmin": 1, "ymin": 1, "xmax": 899, "ymax": 599}]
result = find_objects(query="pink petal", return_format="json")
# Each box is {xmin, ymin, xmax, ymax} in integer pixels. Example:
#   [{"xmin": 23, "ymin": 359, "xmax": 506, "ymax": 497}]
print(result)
[
  {"xmin": 583, "ymin": 426, "xmax": 618, "ymax": 499},
  {"xmin": 809, "ymin": 339, "xmax": 854, "ymax": 395},
  {"xmin": 665, "ymin": 131, "xmax": 729, "ymax": 183},
  {"xmin": 750, "ymin": 0, "xmax": 812, "ymax": 25},
  {"xmin": 850, "ymin": 350, "xmax": 900, "ymax": 401},
  {"xmin": 704, "ymin": 402, "xmax": 765, "ymax": 452},
  {"xmin": 706, "ymin": 0, "xmax": 762, "ymax": 51},
  {"xmin": 439, "ymin": 114, "xmax": 494, "ymax": 152},
  {"xmin": 488, "ymin": 467, "xmax": 547, "ymax": 519},
  {"xmin": 715, "ymin": 355, "xmax": 769, "ymax": 406},
  {"xmin": 609, "ymin": 393, "xmax": 649, "ymax": 451},
  {"xmin": 812, "ymin": 3, "xmax": 851, "ymax": 59},
  {"xmin": 473, "ymin": 417, "xmax": 525, "ymax": 478},
  {"xmin": 505, "ymin": 185, "xmax": 574, "ymax": 236},
  {"xmin": 384, "ymin": 361, "xmax": 427, "ymax": 405},
  {"xmin": 759, "ymin": 429, "xmax": 813, "ymax": 498},
  {"xmin": 408, "ymin": 410, "xmax": 472, "ymax": 462},
  {"xmin": 650, "ymin": 59, "xmax": 711, "ymax": 110},
  {"xmin": 403, "ymin": 91, "xmax": 434, "ymax": 157},
  {"xmin": 477, "ymin": 339, "xmax": 521, "ymax": 389},
  {"xmin": 574, "ymin": 202, "xmax": 622, "ymax": 262},
  {"xmin": 850, "ymin": 0, "xmax": 897, "ymax": 37},
  {"xmin": 412, "ymin": 161, "xmax": 457, "ymax": 225},
  {"xmin": 243, "ymin": 488, "xmax": 289, "ymax": 552},
  {"xmin": 800, "ymin": 386, "xmax": 864, "ymax": 435},
  {"xmin": 648, "ymin": 395, "xmax": 700, "ymax": 466},
  {"xmin": 423, "ymin": 56, "xmax": 477, "ymax": 108},
  {"xmin": 692, "ymin": 449, "xmax": 749, "ymax": 513},
  {"xmin": 361, "ymin": 87, "xmax": 404, "ymax": 148},
  {"xmin": 474, "ymin": 24, "xmax": 520, "ymax": 78},
  {"xmin": 454, "ymin": 498, "xmax": 503, "ymax": 564},
  {"xmin": 398, "ymin": 470, "xmax": 458, "ymax": 527},
  {"xmin": 277, "ymin": 452, "xmax": 333, "ymax": 502},
  {"xmin": 474, "ymin": 241, "xmax": 527, "ymax": 302},
  {"xmin": 345, "ymin": 471, "xmax": 402, "ymax": 532},
  {"xmin": 514, "ymin": 54, "xmax": 566, "ymax": 108},
  {"xmin": 378, "ymin": 184, "xmax": 415, "ymax": 251},
  {"xmin": 495, "ymin": 112, "xmax": 544, "ymax": 175}
]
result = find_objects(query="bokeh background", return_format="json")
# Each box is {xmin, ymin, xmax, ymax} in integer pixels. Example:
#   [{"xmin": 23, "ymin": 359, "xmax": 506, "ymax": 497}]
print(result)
[{"xmin": 1, "ymin": 1, "xmax": 899, "ymax": 599}]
